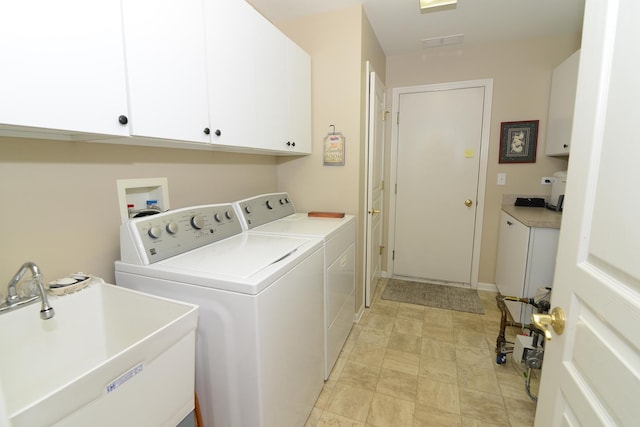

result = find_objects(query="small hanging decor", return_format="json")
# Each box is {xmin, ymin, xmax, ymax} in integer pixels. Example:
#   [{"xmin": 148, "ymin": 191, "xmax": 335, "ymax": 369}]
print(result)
[{"xmin": 323, "ymin": 125, "xmax": 345, "ymax": 166}]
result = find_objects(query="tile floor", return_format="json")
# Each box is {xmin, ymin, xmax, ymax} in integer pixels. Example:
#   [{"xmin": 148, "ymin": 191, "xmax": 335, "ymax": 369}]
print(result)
[{"xmin": 305, "ymin": 279, "xmax": 539, "ymax": 427}]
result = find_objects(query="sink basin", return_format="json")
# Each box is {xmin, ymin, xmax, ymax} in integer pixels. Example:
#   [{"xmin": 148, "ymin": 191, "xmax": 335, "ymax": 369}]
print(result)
[{"xmin": 0, "ymin": 279, "xmax": 198, "ymax": 427}]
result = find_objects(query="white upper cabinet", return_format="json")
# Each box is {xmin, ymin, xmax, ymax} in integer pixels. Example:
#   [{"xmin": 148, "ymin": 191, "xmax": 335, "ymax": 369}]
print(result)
[
  {"xmin": 0, "ymin": 0, "xmax": 129, "ymax": 138},
  {"xmin": 0, "ymin": 0, "xmax": 311, "ymax": 155},
  {"xmin": 545, "ymin": 50, "xmax": 580, "ymax": 156},
  {"xmin": 205, "ymin": 0, "xmax": 311, "ymax": 154},
  {"xmin": 120, "ymin": 0, "xmax": 211, "ymax": 144},
  {"xmin": 286, "ymin": 40, "xmax": 312, "ymax": 154}
]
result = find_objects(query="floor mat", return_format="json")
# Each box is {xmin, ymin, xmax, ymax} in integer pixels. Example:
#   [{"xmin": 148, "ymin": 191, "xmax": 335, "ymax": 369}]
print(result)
[{"xmin": 381, "ymin": 278, "xmax": 484, "ymax": 314}]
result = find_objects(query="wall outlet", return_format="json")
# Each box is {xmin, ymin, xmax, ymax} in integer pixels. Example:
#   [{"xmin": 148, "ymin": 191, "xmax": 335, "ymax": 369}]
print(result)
[
  {"xmin": 497, "ymin": 173, "xmax": 506, "ymax": 186},
  {"xmin": 541, "ymin": 177, "xmax": 554, "ymax": 185}
]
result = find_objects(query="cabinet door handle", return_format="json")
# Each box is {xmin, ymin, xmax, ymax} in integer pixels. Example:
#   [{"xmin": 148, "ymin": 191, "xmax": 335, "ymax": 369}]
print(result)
[
  {"xmin": 214, "ymin": 129, "xmax": 221, "ymax": 136},
  {"xmin": 118, "ymin": 115, "xmax": 128, "ymax": 125},
  {"xmin": 203, "ymin": 127, "xmax": 210, "ymax": 135},
  {"xmin": 507, "ymin": 221, "xmax": 513, "ymax": 226}
]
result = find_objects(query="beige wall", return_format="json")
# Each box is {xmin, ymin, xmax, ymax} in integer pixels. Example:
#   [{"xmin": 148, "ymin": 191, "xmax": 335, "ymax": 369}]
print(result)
[
  {"xmin": 385, "ymin": 33, "xmax": 580, "ymax": 284},
  {"xmin": 0, "ymin": 138, "xmax": 277, "ymax": 285},
  {"xmin": 277, "ymin": 5, "xmax": 386, "ymax": 313}
]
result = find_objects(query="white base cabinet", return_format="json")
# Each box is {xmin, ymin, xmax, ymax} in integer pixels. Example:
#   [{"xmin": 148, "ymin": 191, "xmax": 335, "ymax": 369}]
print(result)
[
  {"xmin": 545, "ymin": 50, "xmax": 580, "ymax": 156},
  {"xmin": 495, "ymin": 211, "xmax": 559, "ymax": 323}
]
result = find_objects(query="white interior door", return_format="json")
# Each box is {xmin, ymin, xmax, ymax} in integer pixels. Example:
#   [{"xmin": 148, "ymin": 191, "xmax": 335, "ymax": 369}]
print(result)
[
  {"xmin": 391, "ymin": 83, "xmax": 490, "ymax": 286},
  {"xmin": 535, "ymin": 0, "xmax": 640, "ymax": 424},
  {"xmin": 364, "ymin": 63, "xmax": 385, "ymax": 307}
]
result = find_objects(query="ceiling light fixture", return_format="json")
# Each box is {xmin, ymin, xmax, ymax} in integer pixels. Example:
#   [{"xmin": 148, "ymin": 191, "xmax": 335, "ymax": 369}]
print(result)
[{"xmin": 419, "ymin": 0, "xmax": 457, "ymax": 13}]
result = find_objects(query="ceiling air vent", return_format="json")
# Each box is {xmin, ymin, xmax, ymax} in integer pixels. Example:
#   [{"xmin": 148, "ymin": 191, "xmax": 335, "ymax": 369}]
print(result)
[{"xmin": 421, "ymin": 34, "xmax": 464, "ymax": 49}]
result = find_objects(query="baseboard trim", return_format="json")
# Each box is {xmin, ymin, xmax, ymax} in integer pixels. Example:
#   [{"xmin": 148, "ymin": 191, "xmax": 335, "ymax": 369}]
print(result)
[{"xmin": 477, "ymin": 282, "xmax": 498, "ymax": 293}]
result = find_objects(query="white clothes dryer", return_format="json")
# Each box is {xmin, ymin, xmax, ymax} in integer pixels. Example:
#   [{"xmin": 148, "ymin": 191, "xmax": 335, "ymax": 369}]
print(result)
[
  {"xmin": 115, "ymin": 203, "xmax": 324, "ymax": 427},
  {"xmin": 233, "ymin": 193, "xmax": 355, "ymax": 379}
]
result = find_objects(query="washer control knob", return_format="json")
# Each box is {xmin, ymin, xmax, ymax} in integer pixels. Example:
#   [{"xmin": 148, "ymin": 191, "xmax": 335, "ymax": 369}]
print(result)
[
  {"xmin": 244, "ymin": 205, "xmax": 252, "ymax": 214},
  {"xmin": 148, "ymin": 225, "xmax": 162, "ymax": 239},
  {"xmin": 191, "ymin": 215, "xmax": 205, "ymax": 229},
  {"xmin": 214, "ymin": 213, "xmax": 223, "ymax": 222},
  {"xmin": 166, "ymin": 222, "xmax": 178, "ymax": 234},
  {"xmin": 225, "ymin": 210, "xmax": 234, "ymax": 220},
  {"xmin": 266, "ymin": 200, "xmax": 274, "ymax": 210}
]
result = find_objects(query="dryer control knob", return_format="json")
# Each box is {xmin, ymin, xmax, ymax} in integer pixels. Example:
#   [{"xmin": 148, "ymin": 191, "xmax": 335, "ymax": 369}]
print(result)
[
  {"xmin": 266, "ymin": 200, "xmax": 274, "ymax": 210},
  {"xmin": 166, "ymin": 222, "xmax": 178, "ymax": 234},
  {"xmin": 191, "ymin": 215, "xmax": 205, "ymax": 229},
  {"xmin": 225, "ymin": 210, "xmax": 234, "ymax": 220},
  {"xmin": 214, "ymin": 213, "xmax": 222, "ymax": 222},
  {"xmin": 148, "ymin": 225, "xmax": 162, "ymax": 239},
  {"xmin": 244, "ymin": 205, "xmax": 252, "ymax": 214}
]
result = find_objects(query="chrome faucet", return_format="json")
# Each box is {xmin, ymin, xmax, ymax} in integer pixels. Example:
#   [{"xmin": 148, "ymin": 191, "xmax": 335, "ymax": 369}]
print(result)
[{"xmin": 4, "ymin": 262, "xmax": 55, "ymax": 320}]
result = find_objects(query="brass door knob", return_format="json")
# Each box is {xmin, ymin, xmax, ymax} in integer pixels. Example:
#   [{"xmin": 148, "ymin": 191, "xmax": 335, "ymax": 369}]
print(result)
[
  {"xmin": 464, "ymin": 199, "xmax": 473, "ymax": 207},
  {"xmin": 531, "ymin": 307, "xmax": 566, "ymax": 341},
  {"xmin": 369, "ymin": 209, "xmax": 381, "ymax": 215}
]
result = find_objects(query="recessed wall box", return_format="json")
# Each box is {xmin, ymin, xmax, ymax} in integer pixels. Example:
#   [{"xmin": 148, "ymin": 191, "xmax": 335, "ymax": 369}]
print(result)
[{"xmin": 117, "ymin": 178, "xmax": 170, "ymax": 223}]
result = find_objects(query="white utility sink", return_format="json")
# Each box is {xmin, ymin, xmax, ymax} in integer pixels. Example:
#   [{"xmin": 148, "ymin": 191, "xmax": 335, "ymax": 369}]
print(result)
[{"xmin": 0, "ymin": 279, "xmax": 198, "ymax": 427}]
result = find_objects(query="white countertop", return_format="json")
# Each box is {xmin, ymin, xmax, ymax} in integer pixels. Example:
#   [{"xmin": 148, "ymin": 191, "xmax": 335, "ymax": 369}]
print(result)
[{"xmin": 502, "ymin": 204, "xmax": 563, "ymax": 229}]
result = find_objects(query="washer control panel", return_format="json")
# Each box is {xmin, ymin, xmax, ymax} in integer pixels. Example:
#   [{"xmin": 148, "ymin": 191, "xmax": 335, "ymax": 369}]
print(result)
[
  {"xmin": 120, "ymin": 203, "xmax": 242, "ymax": 264},
  {"xmin": 233, "ymin": 192, "xmax": 296, "ymax": 229}
]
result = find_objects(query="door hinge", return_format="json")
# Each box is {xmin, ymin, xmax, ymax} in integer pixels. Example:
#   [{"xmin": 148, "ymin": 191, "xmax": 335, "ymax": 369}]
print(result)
[
  {"xmin": 392, "ymin": 250, "xmax": 395, "ymax": 261},
  {"xmin": 382, "ymin": 110, "xmax": 390, "ymax": 121},
  {"xmin": 395, "ymin": 183, "xmax": 397, "ymax": 195},
  {"xmin": 381, "ymin": 180, "xmax": 384, "ymax": 190},
  {"xmin": 379, "ymin": 245, "xmax": 385, "ymax": 255},
  {"xmin": 397, "ymin": 112, "xmax": 400, "ymax": 125}
]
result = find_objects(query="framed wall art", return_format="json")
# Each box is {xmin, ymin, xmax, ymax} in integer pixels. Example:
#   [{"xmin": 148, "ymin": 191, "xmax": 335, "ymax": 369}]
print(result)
[{"xmin": 499, "ymin": 120, "xmax": 539, "ymax": 163}]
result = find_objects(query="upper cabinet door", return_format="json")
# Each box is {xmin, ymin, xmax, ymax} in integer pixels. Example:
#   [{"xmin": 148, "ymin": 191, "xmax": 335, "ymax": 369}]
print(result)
[
  {"xmin": 286, "ymin": 40, "xmax": 312, "ymax": 154},
  {"xmin": 121, "ymin": 0, "xmax": 211, "ymax": 143},
  {"xmin": 0, "ymin": 0, "xmax": 129, "ymax": 137},
  {"xmin": 205, "ymin": 0, "xmax": 311, "ymax": 154},
  {"xmin": 545, "ymin": 50, "xmax": 580, "ymax": 156}
]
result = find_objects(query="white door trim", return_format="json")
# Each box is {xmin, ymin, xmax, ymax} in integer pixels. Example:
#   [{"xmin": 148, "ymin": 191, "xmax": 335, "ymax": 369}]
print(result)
[{"xmin": 387, "ymin": 79, "xmax": 493, "ymax": 289}]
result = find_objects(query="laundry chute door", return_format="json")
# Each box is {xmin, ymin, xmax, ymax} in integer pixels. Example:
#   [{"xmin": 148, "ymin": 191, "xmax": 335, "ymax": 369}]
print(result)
[{"xmin": 535, "ymin": 0, "xmax": 640, "ymax": 424}]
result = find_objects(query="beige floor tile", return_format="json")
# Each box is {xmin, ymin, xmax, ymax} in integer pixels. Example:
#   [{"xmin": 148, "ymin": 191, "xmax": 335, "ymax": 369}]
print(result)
[
  {"xmin": 419, "ymin": 357, "xmax": 458, "ymax": 384},
  {"xmin": 396, "ymin": 304, "xmax": 425, "ymax": 321},
  {"xmin": 382, "ymin": 349, "xmax": 420, "ymax": 376},
  {"xmin": 315, "ymin": 281, "xmax": 536, "ymax": 427},
  {"xmin": 455, "ymin": 346, "xmax": 494, "ymax": 369},
  {"xmin": 504, "ymin": 396, "xmax": 537, "ymax": 427},
  {"xmin": 423, "ymin": 307, "xmax": 454, "ymax": 328},
  {"xmin": 416, "ymin": 376, "xmax": 460, "ymax": 415},
  {"xmin": 458, "ymin": 387, "xmax": 509, "ymax": 425},
  {"xmin": 387, "ymin": 331, "xmax": 422, "ymax": 354},
  {"xmin": 316, "ymin": 410, "xmax": 366, "ymax": 427},
  {"xmin": 454, "ymin": 328, "xmax": 489, "ymax": 349},
  {"xmin": 461, "ymin": 416, "xmax": 508, "ymax": 427},
  {"xmin": 422, "ymin": 322, "xmax": 455, "ymax": 343},
  {"xmin": 414, "ymin": 405, "xmax": 462, "ymax": 427},
  {"xmin": 350, "ymin": 341, "xmax": 387, "ymax": 367},
  {"xmin": 421, "ymin": 337, "xmax": 457, "ymax": 361},
  {"xmin": 393, "ymin": 317, "xmax": 424, "ymax": 336},
  {"xmin": 357, "ymin": 327, "xmax": 392, "ymax": 347},
  {"xmin": 375, "ymin": 367, "xmax": 418, "ymax": 402},
  {"xmin": 305, "ymin": 407, "xmax": 323, "ymax": 426},
  {"xmin": 456, "ymin": 364, "xmax": 501, "ymax": 395},
  {"xmin": 329, "ymin": 357, "xmax": 348, "ymax": 382},
  {"xmin": 325, "ymin": 383, "xmax": 374, "ymax": 422},
  {"xmin": 339, "ymin": 360, "xmax": 381, "ymax": 391},
  {"xmin": 360, "ymin": 313, "xmax": 395, "ymax": 333},
  {"xmin": 366, "ymin": 393, "xmax": 415, "ymax": 427}
]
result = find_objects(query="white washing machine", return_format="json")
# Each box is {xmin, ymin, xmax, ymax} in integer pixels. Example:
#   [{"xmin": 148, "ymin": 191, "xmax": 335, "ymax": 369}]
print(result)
[
  {"xmin": 233, "ymin": 193, "xmax": 355, "ymax": 379},
  {"xmin": 114, "ymin": 203, "xmax": 324, "ymax": 427}
]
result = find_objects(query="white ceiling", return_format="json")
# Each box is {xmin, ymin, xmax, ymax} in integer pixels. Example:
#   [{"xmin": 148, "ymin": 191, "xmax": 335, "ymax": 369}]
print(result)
[{"xmin": 245, "ymin": 0, "xmax": 585, "ymax": 56}]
